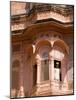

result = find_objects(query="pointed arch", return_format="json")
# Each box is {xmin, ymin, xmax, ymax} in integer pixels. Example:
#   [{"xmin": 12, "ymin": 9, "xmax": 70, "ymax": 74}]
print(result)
[
  {"xmin": 53, "ymin": 39, "xmax": 69, "ymax": 54},
  {"xmin": 35, "ymin": 39, "xmax": 51, "ymax": 53}
]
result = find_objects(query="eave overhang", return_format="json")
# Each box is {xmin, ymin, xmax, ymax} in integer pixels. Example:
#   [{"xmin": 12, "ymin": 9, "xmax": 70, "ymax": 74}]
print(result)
[{"xmin": 11, "ymin": 19, "xmax": 73, "ymax": 43}]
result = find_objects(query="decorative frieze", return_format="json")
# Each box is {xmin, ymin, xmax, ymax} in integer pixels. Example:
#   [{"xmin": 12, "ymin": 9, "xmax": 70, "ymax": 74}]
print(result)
[{"xmin": 11, "ymin": 23, "xmax": 25, "ymax": 31}]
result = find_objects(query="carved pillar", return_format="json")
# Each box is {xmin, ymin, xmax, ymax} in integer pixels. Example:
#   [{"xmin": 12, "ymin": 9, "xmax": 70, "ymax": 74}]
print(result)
[
  {"xmin": 17, "ymin": 64, "xmax": 24, "ymax": 97},
  {"xmin": 36, "ymin": 55, "xmax": 41, "ymax": 84},
  {"xmin": 35, "ymin": 54, "xmax": 41, "ymax": 95},
  {"xmin": 17, "ymin": 45, "xmax": 25, "ymax": 97},
  {"xmin": 50, "ymin": 57, "xmax": 54, "ymax": 81},
  {"xmin": 49, "ymin": 41, "xmax": 54, "ymax": 82}
]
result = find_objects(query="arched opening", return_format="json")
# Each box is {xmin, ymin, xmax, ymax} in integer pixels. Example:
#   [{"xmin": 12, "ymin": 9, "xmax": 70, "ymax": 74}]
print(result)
[
  {"xmin": 35, "ymin": 40, "xmax": 51, "ymax": 83},
  {"xmin": 50, "ymin": 46, "xmax": 64, "ymax": 84},
  {"xmin": 35, "ymin": 39, "xmax": 51, "ymax": 53},
  {"xmin": 51, "ymin": 39, "xmax": 69, "ymax": 90},
  {"xmin": 40, "ymin": 46, "xmax": 50, "ymax": 81},
  {"xmin": 53, "ymin": 39, "xmax": 69, "ymax": 54},
  {"xmin": 11, "ymin": 60, "xmax": 20, "ymax": 97},
  {"xmin": 32, "ymin": 38, "xmax": 69, "ymax": 93}
]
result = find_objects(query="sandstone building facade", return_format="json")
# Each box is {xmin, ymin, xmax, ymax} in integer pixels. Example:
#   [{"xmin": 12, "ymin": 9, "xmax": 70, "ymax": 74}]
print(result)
[{"xmin": 11, "ymin": 2, "xmax": 74, "ymax": 98}]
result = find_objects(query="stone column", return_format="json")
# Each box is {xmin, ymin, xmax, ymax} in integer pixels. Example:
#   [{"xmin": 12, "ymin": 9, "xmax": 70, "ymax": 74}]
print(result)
[
  {"xmin": 35, "ymin": 54, "xmax": 41, "ymax": 95},
  {"xmin": 49, "ymin": 55, "xmax": 54, "ymax": 90},
  {"xmin": 36, "ymin": 56, "xmax": 41, "ymax": 84},
  {"xmin": 17, "ymin": 63, "xmax": 25, "ymax": 97},
  {"xmin": 17, "ymin": 49, "xmax": 25, "ymax": 97},
  {"xmin": 49, "ymin": 53, "xmax": 54, "ymax": 80}
]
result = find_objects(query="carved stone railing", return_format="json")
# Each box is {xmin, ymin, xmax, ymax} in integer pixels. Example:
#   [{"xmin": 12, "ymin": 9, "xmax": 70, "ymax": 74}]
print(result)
[
  {"xmin": 31, "ymin": 80, "xmax": 73, "ymax": 96},
  {"xmin": 28, "ymin": 4, "xmax": 73, "ymax": 17}
]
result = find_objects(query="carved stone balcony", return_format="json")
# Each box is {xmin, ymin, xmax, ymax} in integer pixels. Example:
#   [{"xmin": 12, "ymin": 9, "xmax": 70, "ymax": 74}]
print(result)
[
  {"xmin": 31, "ymin": 80, "xmax": 73, "ymax": 97},
  {"xmin": 11, "ymin": 4, "xmax": 73, "ymax": 34},
  {"xmin": 33, "ymin": 4, "xmax": 73, "ymax": 16}
]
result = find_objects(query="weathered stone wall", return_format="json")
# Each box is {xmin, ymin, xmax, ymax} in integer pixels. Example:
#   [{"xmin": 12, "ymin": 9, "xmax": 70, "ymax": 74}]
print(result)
[
  {"xmin": 11, "ymin": 2, "xmax": 74, "ymax": 97},
  {"xmin": 62, "ymin": 33, "xmax": 73, "ymax": 81}
]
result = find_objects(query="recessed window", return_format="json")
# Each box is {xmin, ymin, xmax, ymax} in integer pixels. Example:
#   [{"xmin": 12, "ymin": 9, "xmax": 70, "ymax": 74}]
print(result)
[
  {"xmin": 42, "ymin": 52, "xmax": 48, "ymax": 58},
  {"xmin": 54, "ymin": 60, "xmax": 61, "ymax": 68},
  {"xmin": 41, "ymin": 59, "xmax": 49, "ymax": 81},
  {"xmin": 33, "ymin": 64, "xmax": 37, "ymax": 86}
]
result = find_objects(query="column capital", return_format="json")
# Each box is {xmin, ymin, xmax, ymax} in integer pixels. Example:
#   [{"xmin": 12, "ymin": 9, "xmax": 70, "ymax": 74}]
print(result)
[{"xmin": 35, "ymin": 54, "xmax": 41, "ymax": 62}]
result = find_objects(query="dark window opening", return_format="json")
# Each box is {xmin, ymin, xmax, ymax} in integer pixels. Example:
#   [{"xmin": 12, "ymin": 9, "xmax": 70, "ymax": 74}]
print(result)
[
  {"xmin": 54, "ymin": 60, "xmax": 62, "ymax": 81},
  {"xmin": 54, "ymin": 60, "xmax": 61, "ymax": 68},
  {"xmin": 60, "ymin": 71, "xmax": 62, "ymax": 81},
  {"xmin": 33, "ymin": 64, "xmax": 37, "ymax": 86}
]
